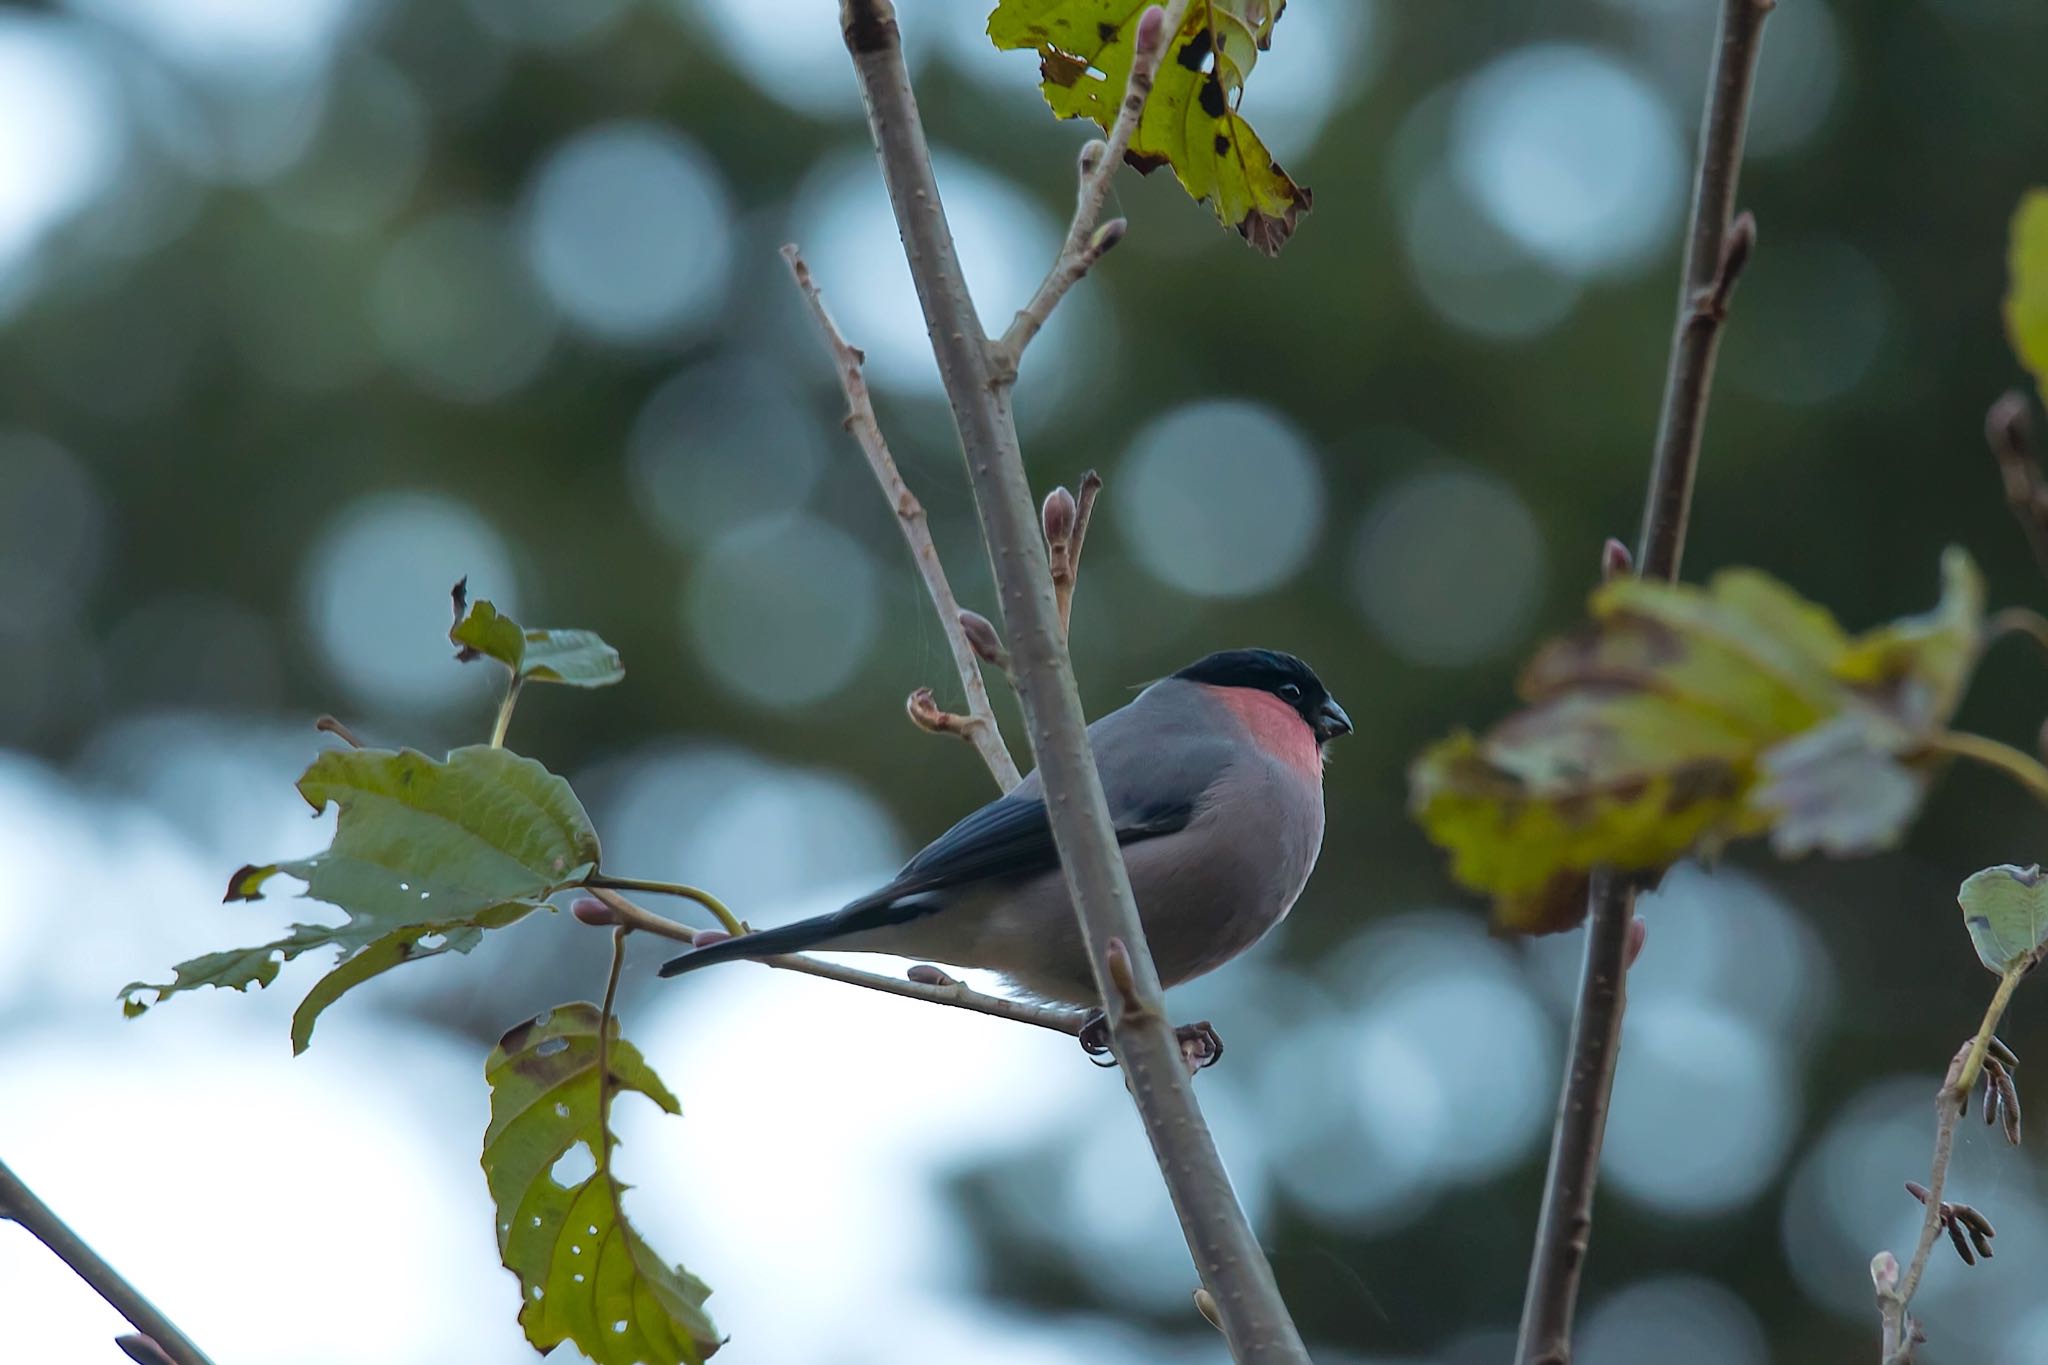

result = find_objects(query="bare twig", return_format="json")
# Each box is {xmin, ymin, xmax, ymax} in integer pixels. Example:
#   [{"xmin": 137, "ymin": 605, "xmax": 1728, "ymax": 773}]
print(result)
[
  {"xmin": 838, "ymin": 2, "xmax": 1307, "ymax": 1358},
  {"xmin": 1515, "ymin": 3, "xmax": 1772, "ymax": 1362},
  {"xmin": 1986, "ymin": 391, "xmax": 2048, "ymax": 587},
  {"xmin": 782, "ymin": 244, "xmax": 1022, "ymax": 792},
  {"xmin": 0, "ymin": 1160, "xmax": 216, "ymax": 1365},
  {"xmin": 1045, "ymin": 471, "xmax": 1103, "ymax": 636},
  {"xmin": 999, "ymin": 0, "xmax": 1188, "ymax": 364},
  {"xmin": 1878, "ymin": 966, "xmax": 2027, "ymax": 1361},
  {"xmin": 585, "ymin": 888, "xmax": 1087, "ymax": 1037}
]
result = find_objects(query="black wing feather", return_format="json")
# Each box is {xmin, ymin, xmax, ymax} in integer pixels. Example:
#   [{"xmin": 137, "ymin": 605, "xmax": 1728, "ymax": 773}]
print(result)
[{"xmin": 889, "ymin": 792, "xmax": 1192, "ymax": 898}]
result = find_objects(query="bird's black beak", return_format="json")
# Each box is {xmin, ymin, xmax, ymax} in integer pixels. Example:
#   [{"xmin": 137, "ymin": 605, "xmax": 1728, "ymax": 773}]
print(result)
[{"xmin": 1315, "ymin": 698, "xmax": 1353, "ymax": 742}]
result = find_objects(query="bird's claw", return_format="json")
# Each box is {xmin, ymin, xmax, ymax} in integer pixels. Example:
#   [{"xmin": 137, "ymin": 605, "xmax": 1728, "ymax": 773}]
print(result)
[
  {"xmin": 1078, "ymin": 1012, "xmax": 1118, "ymax": 1067},
  {"xmin": 1176, "ymin": 1020, "xmax": 1225, "ymax": 1070},
  {"xmin": 1074, "ymin": 1013, "xmax": 1226, "ymax": 1071}
]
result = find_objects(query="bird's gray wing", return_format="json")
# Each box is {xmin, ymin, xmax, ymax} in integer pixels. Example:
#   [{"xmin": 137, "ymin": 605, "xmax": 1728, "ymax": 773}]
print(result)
[{"xmin": 889, "ymin": 679, "xmax": 1237, "ymax": 896}]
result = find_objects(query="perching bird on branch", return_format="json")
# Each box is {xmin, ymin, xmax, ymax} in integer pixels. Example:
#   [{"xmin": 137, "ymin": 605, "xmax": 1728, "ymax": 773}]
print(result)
[{"xmin": 657, "ymin": 649, "xmax": 1349, "ymax": 1015}]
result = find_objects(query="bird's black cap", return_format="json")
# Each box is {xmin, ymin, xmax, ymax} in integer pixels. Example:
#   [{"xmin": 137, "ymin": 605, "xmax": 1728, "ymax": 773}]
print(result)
[{"xmin": 1173, "ymin": 649, "xmax": 1351, "ymax": 741}]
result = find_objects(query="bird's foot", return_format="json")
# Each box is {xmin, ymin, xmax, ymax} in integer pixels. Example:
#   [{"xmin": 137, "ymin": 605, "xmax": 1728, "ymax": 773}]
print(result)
[
  {"xmin": 1077, "ymin": 1012, "xmax": 1118, "ymax": 1067},
  {"xmin": 1176, "ymin": 1020, "xmax": 1224, "ymax": 1071},
  {"xmin": 1073, "ymin": 1014, "xmax": 1226, "ymax": 1072}
]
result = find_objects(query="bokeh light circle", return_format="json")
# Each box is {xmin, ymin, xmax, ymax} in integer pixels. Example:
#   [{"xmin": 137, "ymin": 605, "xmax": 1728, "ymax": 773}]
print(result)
[
  {"xmin": 1114, "ymin": 399, "xmax": 1325, "ymax": 598},
  {"xmin": 1451, "ymin": 45, "xmax": 1684, "ymax": 276},
  {"xmin": 300, "ymin": 490, "xmax": 518, "ymax": 711},
  {"xmin": 522, "ymin": 119, "xmax": 734, "ymax": 343},
  {"xmin": 683, "ymin": 514, "xmax": 880, "ymax": 708},
  {"xmin": 1351, "ymin": 463, "xmax": 1545, "ymax": 666}
]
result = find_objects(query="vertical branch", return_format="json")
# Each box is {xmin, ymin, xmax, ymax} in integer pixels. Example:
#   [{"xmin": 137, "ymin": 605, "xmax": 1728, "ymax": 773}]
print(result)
[
  {"xmin": 0, "ymin": 1159, "xmax": 217, "ymax": 1365},
  {"xmin": 838, "ymin": 2, "xmax": 1308, "ymax": 1359},
  {"xmin": 1514, "ymin": 3, "xmax": 1772, "ymax": 1363},
  {"xmin": 783, "ymin": 245, "xmax": 1023, "ymax": 792}
]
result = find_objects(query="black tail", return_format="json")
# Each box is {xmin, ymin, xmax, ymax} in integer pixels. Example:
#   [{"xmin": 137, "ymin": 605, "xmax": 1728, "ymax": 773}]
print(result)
[{"xmin": 655, "ymin": 886, "xmax": 937, "ymax": 979}]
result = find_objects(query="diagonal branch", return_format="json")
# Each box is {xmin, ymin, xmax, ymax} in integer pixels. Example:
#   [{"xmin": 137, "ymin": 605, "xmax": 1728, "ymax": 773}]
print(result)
[
  {"xmin": 586, "ymin": 888, "xmax": 1086, "ymax": 1036},
  {"xmin": 839, "ymin": 2, "xmax": 1308, "ymax": 1359},
  {"xmin": 782, "ymin": 243, "xmax": 1023, "ymax": 793},
  {"xmin": 0, "ymin": 1159, "xmax": 216, "ymax": 1365},
  {"xmin": 999, "ymin": 0, "xmax": 1189, "ymax": 364},
  {"xmin": 1514, "ymin": 3, "xmax": 1772, "ymax": 1363}
]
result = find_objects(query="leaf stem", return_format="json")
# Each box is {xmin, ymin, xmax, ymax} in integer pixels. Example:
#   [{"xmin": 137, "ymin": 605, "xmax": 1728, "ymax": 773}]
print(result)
[
  {"xmin": 1956, "ymin": 964, "xmax": 2026, "ymax": 1102},
  {"xmin": 585, "ymin": 874, "xmax": 746, "ymax": 938},
  {"xmin": 1517, "ymin": 2, "xmax": 1772, "ymax": 1361},
  {"xmin": 489, "ymin": 677, "xmax": 523, "ymax": 749},
  {"xmin": 1925, "ymin": 730, "xmax": 2048, "ymax": 808},
  {"xmin": 1984, "ymin": 605, "xmax": 2048, "ymax": 665},
  {"xmin": 0, "ymin": 1159, "xmax": 216, "ymax": 1365},
  {"xmin": 597, "ymin": 926, "xmax": 627, "ymax": 1143},
  {"xmin": 999, "ymin": 0, "xmax": 1190, "ymax": 363}
]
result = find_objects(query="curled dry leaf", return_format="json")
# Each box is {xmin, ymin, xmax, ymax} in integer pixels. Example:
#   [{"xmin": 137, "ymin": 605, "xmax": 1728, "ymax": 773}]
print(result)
[{"xmin": 1410, "ymin": 551, "xmax": 1984, "ymax": 931}]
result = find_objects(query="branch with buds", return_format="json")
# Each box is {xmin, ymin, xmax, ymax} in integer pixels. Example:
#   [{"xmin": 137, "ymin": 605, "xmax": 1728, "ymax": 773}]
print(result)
[{"xmin": 1877, "ymin": 972, "xmax": 2029, "ymax": 1362}]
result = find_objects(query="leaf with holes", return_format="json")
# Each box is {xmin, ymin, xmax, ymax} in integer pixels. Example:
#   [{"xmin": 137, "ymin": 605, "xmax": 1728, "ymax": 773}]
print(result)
[
  {"xmin": 1411, "ymin": 551, "xmax": 1985, "ymax": 932},
  {"xmin": 452, "ymin": 597, "xmax": 625, "ymax": 688},
  {"xmin": 987, "ymin": 0, "xmax": 1311, "ymax": 253},
  {"xmin": 2007, "ymin": 188, "xmax": 2048, "ymax": 403},
  {"xmin": 1960, "ymin": 864, "xmax": 2048, "ymax": 976},
  {"xmin": 484, "ymin": 1003, "xmax": 720, "ymax": 1364},
  {"xmin": 120, "ymin": 746, "xmax": 597, "ymax": 1042}
]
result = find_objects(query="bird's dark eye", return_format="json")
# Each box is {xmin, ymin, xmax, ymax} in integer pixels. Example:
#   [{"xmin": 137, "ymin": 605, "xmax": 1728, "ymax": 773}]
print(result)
[{"xmin": 1278, "ymin": 682, "xmax": 1303, "ymax": 703}]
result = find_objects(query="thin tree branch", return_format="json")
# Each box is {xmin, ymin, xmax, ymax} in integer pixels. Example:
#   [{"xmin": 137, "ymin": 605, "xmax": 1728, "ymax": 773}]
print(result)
[
  {"xmin": 999, "ymin": 0, "xmax": 1188, "ymax": 364},
  {"xmin": 1878, "ymin": 969, "xmax": 2026, "ymax": 1361},
  {"xmin": 782, "ymin": 243, "xmax": 1023, "ymax": 793},
  {"xmin": 1515, "ymin": 3, "xmax": 1772, "ymax": 1362},
  {"xmin": 584, "ymin": 888, "xmax": 1087, "ymax": 1037},
  {"xmin": 839, "ymin": 3, "xmax": 1307, "ymax": 1360},
  {"xmin": 0, "ymin": 1159, "xmax": 216, "ymax": 1365},
  {"xmin": 1985, "ymin": 391, "xmax": 2048, "ymax": 589}
]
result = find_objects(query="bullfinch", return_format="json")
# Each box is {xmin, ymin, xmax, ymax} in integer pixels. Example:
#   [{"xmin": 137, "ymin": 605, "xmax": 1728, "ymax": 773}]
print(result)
[{"xmin": 657, "ymin": 649, "xmax": 1350, "ymax": 1007}]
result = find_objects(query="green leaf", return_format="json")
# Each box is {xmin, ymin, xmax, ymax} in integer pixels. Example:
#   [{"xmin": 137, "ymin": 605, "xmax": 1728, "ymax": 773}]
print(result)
[
  {"xmin": 1411, "ymin": 552, "xmax": 1985, "ymax": 932},
  {"xmin": 452, "ymin": 597, "xmax": 625, "ymax": 689},
  {"xmin": 2007, "ymin": 188, "xmax": 2048, "ymax": 402},
  {"xmin": 484, "ymin": 1004, "xmax": 720, "ymax": 1364},
  {"xmin": 120, "ymin": 924, "xmax": 341, "ymax": 1018},
  {"xmin": 289, "ymin": 902, "xmax": 536, "ymax": 1054},
  {"xmin": 987, "ymin": 0, "xmax": 1311, "ymax": 253},
  {"xmin": 1959, "ymin": 864, "xmax": 2048, "ymax": 975},
  {"xmin": 451, "ymin": 597, "xmax": 530, "ymax": 672},
  {"xmin": 122, "ymin": 746, "xmax": 598, "ymax": 1040}
]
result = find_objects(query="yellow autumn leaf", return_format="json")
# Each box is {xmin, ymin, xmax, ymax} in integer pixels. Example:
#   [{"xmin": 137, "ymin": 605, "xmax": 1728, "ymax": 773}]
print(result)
[{"xmin": 987, "ymin": 0, "xmax": 1312, "ymax": 254}]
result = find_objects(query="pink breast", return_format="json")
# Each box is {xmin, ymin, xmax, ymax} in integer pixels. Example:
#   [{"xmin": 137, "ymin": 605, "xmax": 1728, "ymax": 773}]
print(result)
[{"xmin": 1205, "ymin": 684, "xmax": 1323, "ymax": 779}]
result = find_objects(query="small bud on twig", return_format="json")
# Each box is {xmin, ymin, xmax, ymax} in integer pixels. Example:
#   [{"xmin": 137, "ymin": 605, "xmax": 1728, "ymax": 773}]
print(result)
[
  {"xmin": 1601, "ymin": 538, "xmax": 1633, "ymax": 581},
  {"xmin": 1870, "ymin": 1250, "xmax": 1900, "ymax": 1296},
  {"xmin": 115, "ymin": 1337, "xmax": 176, "ymax": 1365},
  {"xmin": 315, "ymin": 714, "xmax": 366, "ymax": 749},
  {"xmin": 907, "ymin": 963, "xmax": 959, "ymax": 987},
  {"xmin": 1088, "ymin": 218, "xmax": 1128, "ymax": 259},
  {"xmin": 1989, "ymin": 391, "xmax": 2032, "ymax": 468},
  {"xmin": 1043, "ymin": 485, "xmax": 1077, "ymax": 550},
  {"xmin": 571, "ymin": 897, "xmax": 620, "ymax": 927},
  {"xmin": 1194, "ymin": 1287, "xmax": 1223, "ymax": 1333},
  {"xmin": 1077, "ymin": 138, "xmax": 1108, "ymax": 180},
  {"xmin": 959, "ymin": 609, "xmax": 1010, "ymax": 671},
  {"xmin": 1624, "ymin": 916, "xmax": 1648, "ymax": 971},
  {"xmin": 1134, "ymin": 3, "xmax": 1167, "ymax": 56}
]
